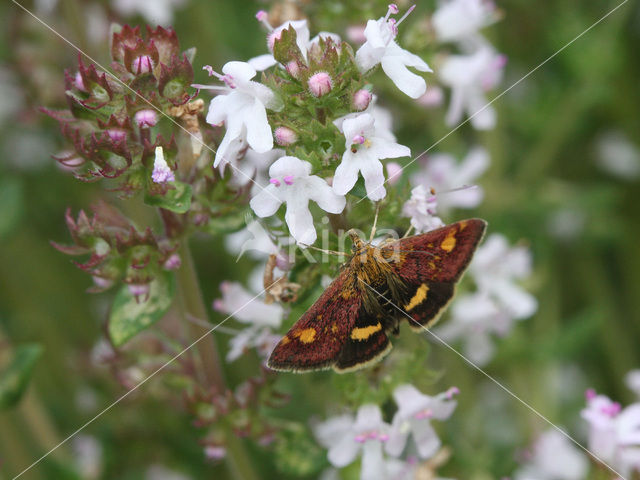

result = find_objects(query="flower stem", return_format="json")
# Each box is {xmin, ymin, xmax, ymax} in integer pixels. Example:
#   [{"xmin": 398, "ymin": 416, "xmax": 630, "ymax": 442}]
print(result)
[{"xmin": 175, "ymin": 242, "xmax": 260, "ymax": 480}]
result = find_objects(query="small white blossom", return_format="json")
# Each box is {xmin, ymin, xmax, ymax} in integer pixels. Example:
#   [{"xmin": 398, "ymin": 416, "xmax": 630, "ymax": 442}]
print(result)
[
  {"xmin": 596, "ymin": 131, "xmax": 640, "ymax": 180},
  {"xmin": 432, "ymin": 0, "xmax": 498, "ymax": 46},
  {"xmin": 627, "ymin": 370, "xmax": 640, "ymax": 399},
  {"xmin": 314, "ymin": 404, "xmax": 391, "ymax": 480},
  {"xmin": 514, "ymin": 429, "xmax": 589, "ymax": 480},
  {"xmin": 410, "ymin": 147, "xmax": 489, "ymax": 213},
  {"xmin": 249, "ymin": 156, "xmax": 346, "ymax": 245},
  {"xmin": 436, "ymin": 234, "xmax": 536, "ymax": 365},
  {"xmin": 439, "ymin": 46, "xmax": 506, "ymax": 130},
  {"xmin": 355, "ymin": 6, "xmax": 432, "ymax": 98},
  {"xmin": 386, "ymin": 385, "xmax": 458, "ymax": 459},
  {"xmin": 333, "ymin": 113, "xmax": 410, "ymax": 201},
  {"xmin": 198, "ymin": 61, "xmax": 283, "ymax": 168},
  {"xmin": 581, "ymin": 390, "xmax": 640, "ymax": 478},
  {"xmin": 402, "ymin": 185, "xmax": 445, "ymax": 233},
  {"xmin": 151, "ymin": 146, "xmax": 175, "ymax": 183},
  {"xmin": 111, "ymin": 0, "xmax": 186, "ymax": 26},
  {"xmin": 213, "ymin": 281, "xmax": 283, "ymax": 362},
  {"xmin": 72, "ymin": 435, "xmax": 103, "ymax": 479}
]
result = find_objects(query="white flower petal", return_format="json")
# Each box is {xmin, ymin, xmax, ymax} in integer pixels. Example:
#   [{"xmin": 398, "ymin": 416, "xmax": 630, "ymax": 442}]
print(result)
[
  {"xmin": 306, "ymin": 176, "xmax": 346, "ymax": 214},
  {"xmin": 360, "ymin": 155, "xmax": 387, "ymax": 201},
  {"xmin": 247, "ymin": 54, "xmax": 278, "ymax": 71},
  {"xmin": 285, "ymin": 200, "xmax": 316, "ymax": 245},
  {"xmin": 250, "ymin": 185, "xmax": 282, "ymax": 217},
  {"xmin": 222, "ymin": 61, "xmax": 257, "ymax": 83},
  {"xmin": 371, "ymin": 139, "xmax": 410, "ymax": 160},
  {"xmin": 381, "ymin": 55, "xmax": 427, "ymax": 99},
  {"xmin": 355, "ymin": 404, "xmax": 384, "ymax": 430},
  {"xmin": 394, "ymin": 384, "xmax": 430, "ymax": 417},
  {"xmin": 385, "ymin": 417, "xmax": 409, "ymax": 457},
  {"xmin": 269, "ymin": 156, "xmax": 311, "ymax": 178},
  {"xmin": 411, "ymin": 419, "xmax": 441, "ymax": 458},
  {"xmin": 205, "ymin": 94, "xmax": 230, "ymax": 126},
  {"xmin": 314, "ymin": 415, "xmax": 354, "ymax": 447},
  {"xmin": 327, "ymin": 434, "xmax": 360, "ymax": 468},
  {"xmin": 244, "ymin": 99, "xmax": 273, "ymax": 153},
  {"xmin": 361, "ymin": 441, "xmax": 386, "ymax": 480},
  {"xmin": 333, "ymin": 155, "xmax": 360, "ymax": 196}
]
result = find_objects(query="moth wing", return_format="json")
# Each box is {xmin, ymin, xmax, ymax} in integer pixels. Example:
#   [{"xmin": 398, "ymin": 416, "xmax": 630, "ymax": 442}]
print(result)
[
  {"xmin": 334, "ymin": 311, "xmax": 391, "ymax": 373},
  {"xmin": 267, "ymin": 269, "xmax": 361, "ymax": 372},
  {"xmin": 384, "ymin": 219, "xmax": 487, "ymax": 330}
]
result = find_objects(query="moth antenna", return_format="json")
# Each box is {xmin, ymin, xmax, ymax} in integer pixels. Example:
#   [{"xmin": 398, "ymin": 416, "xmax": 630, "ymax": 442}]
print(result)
[
  {"xmin": 303, "ymin": 244, "xmax": 349, "ymax": 256},
  {"xmin": 434, "ymin": 184, "xmax": 478, "ymax": 195},
  {"xmin": 369, "ymin": 202, "xmax": 382, "ymax": 243},
  {"xmin": 402, "ymin": 224, "xmax": 414, "ymax": 239}
]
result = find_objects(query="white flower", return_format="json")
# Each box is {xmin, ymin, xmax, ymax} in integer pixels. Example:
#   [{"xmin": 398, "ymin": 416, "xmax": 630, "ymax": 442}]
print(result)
[
  {"xmin": 355, "ymin": 7, "xmax": 432, "ymax": 98},
  {"xmin": 595, "ymin": 131, "xmax": 640, "ymax": 180},
  {"xmin": 198, "ymin": 61, "xmax": 282, "ymax": 168},
  {"xmin": 432, "ymin": 0, "xmax": 498, "ymax": 46},
  {"xmin": 212, "ymin": 281, "xmax": 283, "ymax": 362},
  {"xmin": 145, "ymin": 464, "xmax": 191, "ymax": 480},
  {"xmin": 111, "ymin": 0, "xmax": 185, "ymax": 26},
  {"xmin": 386, "ymin": 385, "xmax": 458, "ymax": 459},
  {"xmin": 151, "ymin": 146, "xmax": 175, "ymax": 183},
  {"xmin": 514, "ymin": 430, "xmax": 589, "ymax": 480},
  {"xmin": 402, "ymin": 185, "xmax": 445, "ymax": 233},
  {"xmin": 627, "ymin": 370, "xmax": 640, "ymax": 399},
  {"xmin": 581, "ymin": 390, "xmax": 640, "ymax": 477},
  {"xmin": 334, "ymin": 95, "xmax": 397, "ymax": 142},
  {"xmin": 221, "ymin": 147, "xmax": 285, "ymax": 195},
  {"xmin": 249, "ymin": 156, "xmax": 345, "ymax": 245},
  {"xmin": 439, "ymin": 46, "xmax": 506, "ymax": 130},
  {"xmin": 436, "ymin": 235, "xmax": 536, "ymax": 365},
  {"xmin": 333, "ymin": 113, "xmax": 410, "ymax": 201},
  {"xmin": 469, "ymin": 234, "xmax": 538, "ymax": 320},
  {"xmin": 410, "ymin": 147, "xmax": 489, "ymax": 213},
  {"xmin": 314, "ymin": 404, "xmax": 391, "ymax": 480},
  {"xmin": 73, "ymin": 435, "xmax": 103, "ymax": 479}
]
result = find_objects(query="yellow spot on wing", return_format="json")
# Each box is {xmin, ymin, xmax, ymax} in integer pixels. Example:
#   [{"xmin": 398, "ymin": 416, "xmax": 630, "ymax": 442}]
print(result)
[
  {"xmin": 405, "ymin": 284, "xmax": 429, "ymax": 311},
  {"xmin": 280, "ymin": 336, "xmax": 290, "ymax": 345},
  {"xmin": 440, "ymin": 230, "xmax": 457, "ymax": 252},
  {"xmin": 294, "ymin": 328, "xmax": 316, "ymax": 343},
  {"xmin": 459, "ymin": 220, "xmax": 468, "ymax": 231},
  {"xmin": 350, "ymin": 322, "xmax": 382, "ymax": 340}
]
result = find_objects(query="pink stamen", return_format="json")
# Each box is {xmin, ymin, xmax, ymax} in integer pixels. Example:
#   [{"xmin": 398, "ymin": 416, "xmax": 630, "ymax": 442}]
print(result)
[
  {"xmin": 283, "ymin": 175, "xmax": 294, "ymax": 185},
  {"xmin": 396, "ymin": 5, "xmax": 416, "ymax": 26},
  {"xmin": 354, "ymin": 434, "xmax": 367, "ymax": 443},
  {"xmin": 446, "ymin": 386, "xmax": 460, "ymax": 399},
  {"xmin": 388, "ymin": 18, "xmax": 398, "ymax": 36},
  {"xmin": 352, "ymin": 134, "xmax": 366, "ymax": 145},
  {"xmin": 585, "ymin": 388, "xmax": 597, "ymax": 401},
  {"xmin": 601, "ymin": 402, "xmax": 621, "ymax": 417},
  {"xmin": 388, "ymin": 4, "xmax": 399, "ymax": 14},
  {"xmin": 270, "ymin": 179, "xmax": 281, "ymax": 187},
  {"xmin": 255, "ymin": 10, "xmax": 273, "ymax": 31},
  {"xmin": 202, "ymin": 66, "xmax": 236, "ymax": 88}
]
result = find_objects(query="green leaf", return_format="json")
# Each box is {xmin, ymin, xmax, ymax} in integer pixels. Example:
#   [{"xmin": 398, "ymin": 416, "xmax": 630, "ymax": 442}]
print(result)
[
  {"xmin": 108, "ymin": 273, "xmax": 175, "ymax": 346},
  {"xmin": 144, "ymin": 181, "xmax": 192, "ymax": 213},
  {"xmin": 0, "ymin": 344, "xmax": 43, "ymax": 410}
]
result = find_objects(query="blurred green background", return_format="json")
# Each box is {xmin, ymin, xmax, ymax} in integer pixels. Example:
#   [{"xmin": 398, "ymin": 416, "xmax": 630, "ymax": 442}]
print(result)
[{"xmin": 0, "ymin": 0, "xmax": 639, "ymax": 479}]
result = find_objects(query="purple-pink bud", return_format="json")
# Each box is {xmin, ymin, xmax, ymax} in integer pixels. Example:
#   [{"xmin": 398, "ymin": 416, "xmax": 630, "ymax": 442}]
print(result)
[
  {"xmin": 163, "ymin": 254, "xmax": 181, "ymax": 271},
  {"xmin": 128, "ymin": 283, "xmax": 150, "ymax": 298},
  {"xmin": 308, "ymin": 72, "xmax": 333, "ymax": 97},
  {"xmin": 131, "ymin": 55, "xmax": 154, "ymax": 74},
  {"xmin": 285, "ymin": 61, "xmax": 301, "ymax": 79},
  {"xmin": 353, "ymin": 89, "xmax": 372, "ymax": 111},
  {"xmin": 386, "ymin": 162, "xmax": 402, "ymax": 185},
  {"xmin": 75, "ymin": 72, "xmax": 87, "ymax": 92},
  {"xmin": 106, "ymin": 129, "xmax": 127, "ymax": 142},
  {"xmin": 134, "ymin": 109, "xmax": 158, "ymax": 128},
  {"xmin": 275, "ymin": 126, "xmax": 298, "ymax": 146}
]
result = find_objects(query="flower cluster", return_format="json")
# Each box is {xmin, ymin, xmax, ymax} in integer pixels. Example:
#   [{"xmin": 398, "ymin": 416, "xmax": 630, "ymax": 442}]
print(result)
[{"xmin": 313, "ymin": 385, "xmax": 458, "ymax": 480}]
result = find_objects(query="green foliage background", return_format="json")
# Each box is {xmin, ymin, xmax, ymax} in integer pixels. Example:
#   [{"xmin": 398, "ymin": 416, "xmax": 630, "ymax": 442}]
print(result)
[{"xmin": 0, "ymin": 0, "xmax": 639, "ymax": 478}]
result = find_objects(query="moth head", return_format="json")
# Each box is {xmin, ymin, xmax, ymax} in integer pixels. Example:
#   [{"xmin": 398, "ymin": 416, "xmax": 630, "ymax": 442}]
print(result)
[{"xmin": 347, "ymin": 228, "xmax": 366, "ymax": 253}]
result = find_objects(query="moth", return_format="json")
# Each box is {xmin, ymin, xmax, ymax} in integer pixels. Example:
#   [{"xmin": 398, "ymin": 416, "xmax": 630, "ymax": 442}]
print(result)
[{"xmin": 267, "ymin": 219, "xmax": 487, "ymax": 373}]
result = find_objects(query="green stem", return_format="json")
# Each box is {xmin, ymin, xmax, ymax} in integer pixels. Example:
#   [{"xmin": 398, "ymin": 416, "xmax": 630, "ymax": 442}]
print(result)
[{"xmin": 175, "ymin": 242, "xmax": 260, "ymax": 480}]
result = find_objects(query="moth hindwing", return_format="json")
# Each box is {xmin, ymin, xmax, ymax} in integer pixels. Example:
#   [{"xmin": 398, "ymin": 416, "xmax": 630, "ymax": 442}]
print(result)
[{"xmin": 267, "ymin": 219, "xmax": 487, "ymax": 373}]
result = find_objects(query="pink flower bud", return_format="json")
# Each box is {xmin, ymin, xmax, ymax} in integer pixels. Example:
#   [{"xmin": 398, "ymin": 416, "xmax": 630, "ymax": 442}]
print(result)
[
  {"xmin": 285, "ymin": 61, "xmax": 301, "ymax": 79},
  {"xmin": 134, "ymin": 109, "xmax": 158, "ymax": 128},
  {"xmin": 204, "ymin": 445, "xmax": 226, "ymax": 460},
  {"xmin": 106, "ymin": 129, "xmax": 127, "ymax": 142},
  {"xmin": 386, "ymin": 162, "xmax": 403, "ymax": 185},
  {"xmin": 131, "ymin": 55, "xmax": 154, "ymax": 74},
  {"xmin": 163, "ymin": 254, "xmax": 181, "ymax": 270},
  {"xmin": 353, "ymin": 89, "xmax": 372, "ymax": 111},
  {"xmin": 92, "ymin": 276, "xmax": 113, "ymax": 289},
  {"xmin": 308, "ymin": 72, "xmax": 333, "ymax": 97},
  {"xmin": 274, "ymin": 126, "xmax": 298, "ymax": 146},
  {"xmin": 128, "ymin": 283, "xmax": 150, "ymax": 298},
  {"xmin": 417, "ymin": 86, "xmax": 444, "ymax": 108},
  {"xmin": 346, "ymin": 25, "xmax": 367, "ymax": 44},
  {"xmin": 75, "ymin": 72, "xmax": 87, "ymax": 92}
]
